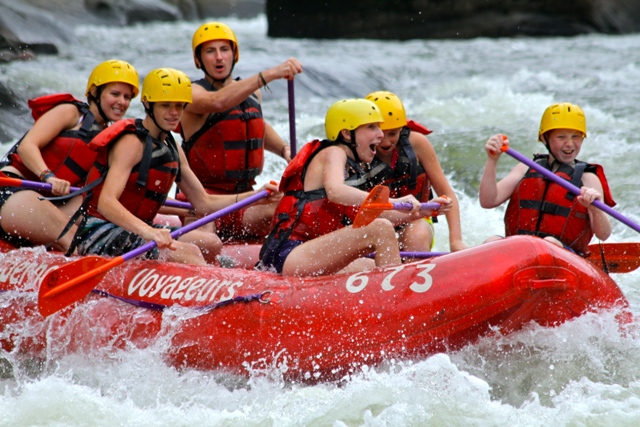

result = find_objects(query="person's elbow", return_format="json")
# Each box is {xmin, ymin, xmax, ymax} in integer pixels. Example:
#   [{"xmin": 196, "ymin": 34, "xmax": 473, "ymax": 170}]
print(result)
[
  {"xmin": 595, "ymin": 227, "xmax": 612, "ymax": 241},
  {"xmin": 479, "ymin": 196, "xmax": 498, "ymax": 209}
]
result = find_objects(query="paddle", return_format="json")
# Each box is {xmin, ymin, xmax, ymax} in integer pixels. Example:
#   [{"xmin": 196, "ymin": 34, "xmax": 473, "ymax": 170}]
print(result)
[
  {"xmin": 585, "ymin": 242, "xmax": 640, "ymax": 273},
  {"xmin": 501, "ymin": 144, "xmax": 640, "ymax": 234},
  {"xmin": 0, "ymin": 174, "xmax": 192, "ymax": 210},
  {"xmin": 37, "ymin": 189, "xmax": 271, "ymax": 317},
  {"xmin": 353, "ymin": 185, "xmax": 441, "ymax": 228},
  {"xmin": 366, "ymin": 251, "xmax": 447, "ymax": 259},
  {"xmin": 288, "ymin": 79, "xmax": 297, "ymax": 157},
  {"xmin": 366, "ymin": 242, "xmax": 640, "ymax": 273}
]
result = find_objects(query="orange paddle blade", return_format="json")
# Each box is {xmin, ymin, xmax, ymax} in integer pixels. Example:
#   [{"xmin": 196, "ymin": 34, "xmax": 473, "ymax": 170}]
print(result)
[
  {"xmin": 38, "ymin": 256, "xmax": 113, "ymax": 317},
  {"xmin": 353, "ymin": 185, "xmax": 391, "ymax": 228},
  {"xmin": 586, "ymin": 242, "xmax": 640, "ymax": 273}
]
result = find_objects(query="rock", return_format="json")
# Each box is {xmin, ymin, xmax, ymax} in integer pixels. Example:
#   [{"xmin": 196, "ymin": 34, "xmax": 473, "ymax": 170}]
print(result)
[
  {"xmin": 0, "ymin": 0, "xmax": 266, "ymax": 143},
  {"xmin": 0, "ymin": 0, "xmax": 73, "ymax": 55},
  {"xmin": 193, "ymin": 0, "xmax": 264, "ymax": 19},
  {"xmin": 0, "ymin": 81, "xmax": 30, "ymax": 144},
  {"xmin": 57, "ymin": 0, "xmax": 182, "ymax": 25},
  {"xmin": 266, "ymin": 0, "xmax": 640, "ymax": 39}
]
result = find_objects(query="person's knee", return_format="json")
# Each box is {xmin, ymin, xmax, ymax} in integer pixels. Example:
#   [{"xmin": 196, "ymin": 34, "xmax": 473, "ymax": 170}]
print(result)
[
  {"xmin": 367, "ymin": 218, "xmax": 397, "ymax": 240},
  {"xmin": 406, "ymin": 220, "xmax": 433, "ymax": 241},
  {"xmin": 483, "ymin": 235, "xmax": 504, "ymax": 244},
  {"xmin": 172, "ymin": 241, "xmax": 207, "ymax": 265}
]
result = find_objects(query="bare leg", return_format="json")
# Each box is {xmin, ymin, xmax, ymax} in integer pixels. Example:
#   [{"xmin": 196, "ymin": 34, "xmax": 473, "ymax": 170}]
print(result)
[
  {"xmin": 282, "ymin": 218, "xmax": 401, "ymax": 277},
  {"xmin": 0, "ymin": 190, "xmax": 77, "ymax": 252},
  {"xmin": 242, "ymin": 201, "xmax": 277, "ymax": 236},
  {"xmin": 160, "ymin": 241, "xmax": 208, "ymax": 265},
  {"xmin": 57, "ymin": 195, "xmax": 82, "ymax": 219},
  {"xmin": 397, "ymin": 219, "xmax": 434, "ymax": 261},
  {"xmin": 337, "ymin": 257, "xmax": 376, "ymax": 274},
  {"xmin": 178, "ymin": 229, "xmax": 223, "ymax": 264}
]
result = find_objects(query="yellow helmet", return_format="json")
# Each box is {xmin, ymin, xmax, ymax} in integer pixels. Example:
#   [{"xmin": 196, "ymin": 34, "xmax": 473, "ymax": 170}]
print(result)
[
  {"xmin": 365, "ymin": 91, "xmax": 407, "ymax": 130},
  {"xmin": 85, "ymin": 59, "xmax": 139, "ymax": 98},
  {"xmin": 325, "ymin": 98, "xmax": 383, "ymax": 141},
  {"xmin": 141, "ymin": 68, "xmax": 192, "ymax": 104},
  {"xmin": 192, "ymin": 21, "xmax": 239, "ymax": 63},
  {"xmin": 538, "ymin": 102, "xmax": 587, "ymax": 142}
]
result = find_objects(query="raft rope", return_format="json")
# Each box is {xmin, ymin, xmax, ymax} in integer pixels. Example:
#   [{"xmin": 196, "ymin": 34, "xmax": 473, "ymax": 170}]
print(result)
[
  {"xmin": 90, "ymin": 289, "xmax": 272, "ymax": 312},
  {"xmin": 597, "ymin": 241, "xmax": 610, "ymax": 275}
]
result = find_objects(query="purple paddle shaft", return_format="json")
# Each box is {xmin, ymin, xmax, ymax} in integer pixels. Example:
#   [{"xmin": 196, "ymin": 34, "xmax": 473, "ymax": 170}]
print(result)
[
  {"xmin": 505, "ymin": 147, "xmax": 640, "ymax": 233},
  {"xmin": 121, "ymin": 190, "xmax": 269, "ymax": 261},
  {"xmin": 392, "ymin": 202, "xmax": 442, "ymax": 211},
  {"xmin": 366, "ymin": 251, "xmax": 448, "ymax": 259},
  {"xmin": 288, "ymin": 79, "xmax": 297, "ymax": 157},
  {"xmin": 16, "ymin": 178, "xmax": 193, "ymax": 209}
]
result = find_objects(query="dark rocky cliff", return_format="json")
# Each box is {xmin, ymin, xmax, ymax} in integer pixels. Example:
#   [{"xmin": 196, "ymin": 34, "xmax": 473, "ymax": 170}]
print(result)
[
  {"xmin": 0, "ymin": 0, "xmax": 264, "ymax": 62},
  {"xmin": 266, "ymin": 0, "xmax": 640, "ymax": 39},
  {"xmin": 0, "ymin": 0, "xmax": 264, "ymax": 142}
]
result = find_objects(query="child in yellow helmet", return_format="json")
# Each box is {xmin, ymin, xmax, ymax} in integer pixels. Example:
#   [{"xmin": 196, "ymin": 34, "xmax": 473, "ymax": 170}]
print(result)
[
  {"xmin": 365, "ymin": 91, "xmax": 468, "ymax": 255},
  {"xmin": 259, "ymin": 99, "xmax": 450, "ymax": 276},
  {"xmin": 479, "ymin": 103, "xmax": 614, "ymax": 256}
]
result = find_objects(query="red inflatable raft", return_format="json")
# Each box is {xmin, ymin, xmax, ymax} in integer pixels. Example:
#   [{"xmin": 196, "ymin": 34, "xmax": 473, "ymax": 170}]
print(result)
[{"xmin": 0, "ymin": 235, "xmax": 631, "ymax": 382}]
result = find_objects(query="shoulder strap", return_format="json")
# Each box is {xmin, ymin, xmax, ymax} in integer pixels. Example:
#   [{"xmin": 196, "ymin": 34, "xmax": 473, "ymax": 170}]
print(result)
[{"xmin": 397, "ymin": 127, "xmax": 419, "ymax": 189}]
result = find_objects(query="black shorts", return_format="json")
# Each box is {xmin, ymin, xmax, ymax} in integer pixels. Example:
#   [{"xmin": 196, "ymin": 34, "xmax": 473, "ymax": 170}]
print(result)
[
  {"xmin": 0, "ymin": 171, "xmax": 33, "ymax": 248},
  {"xmin": 76, "ymin": 216, "xmax": 178, "ymax": 259}
]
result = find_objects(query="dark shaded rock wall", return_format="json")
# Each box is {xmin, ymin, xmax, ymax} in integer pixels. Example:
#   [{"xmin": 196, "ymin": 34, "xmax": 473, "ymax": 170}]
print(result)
[
  {"xmin": 266, "ymin": 0, "xmax": 640, "ymax": 39},
  {"xmin": 0, "ymin": 0, "xmax": 264, "ymax": 143}
]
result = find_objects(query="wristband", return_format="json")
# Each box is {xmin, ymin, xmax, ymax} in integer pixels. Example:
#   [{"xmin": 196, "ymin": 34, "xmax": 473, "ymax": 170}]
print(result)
[
  {"xmin": 259, "ymin": 72, "xmax": 271, "ymax": 93},
  {"xmin": 39, "ymin": 169, "xmax": 55, "ymax": 182}
]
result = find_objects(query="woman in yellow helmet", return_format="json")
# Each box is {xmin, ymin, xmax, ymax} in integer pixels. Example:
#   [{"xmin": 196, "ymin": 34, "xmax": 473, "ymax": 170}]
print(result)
[
  {"xmin": 71, "ymin": 68, "xmax": 280, "ymax": 265},
  {"xmin": 179, "ymin": 21, "xmax": 303, "ymax": 242},
  {"xmin": 365, "ymin": 91, "xmax": 468, "ymax": 254},
  {"xmin": 258, "ymin": 99, "xmax": 450, "ymax": 277},
  {"xmin": 0, "ymin": 59, "xmax": 139, "ymax": 252},
  {"xmin": 479, "ymin": 103, "xmax": 615, "ymax": 256}
]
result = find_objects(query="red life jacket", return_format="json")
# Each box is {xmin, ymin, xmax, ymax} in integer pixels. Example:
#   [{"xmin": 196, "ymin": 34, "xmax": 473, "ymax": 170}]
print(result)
[
  {"xmin": 259, "ymin": 140, "xmax": 367, "ymax": 260},
  {"xmin": 85, "ymin": 118, "xmax": 180, "ymax": 222},
  {"xmin": 406, "ymin": 119, "xmax": 432, "ymax": 135},
  {"xmin": 365, "ymin": 122, "xmax": 432, "ymax": 202},
  {"xmin": 504, "ymin": 154, "xmax": 616, "ymax": 256},
  {"xmin": 181, "ymin": 78, "xmax": 265, "ymax": 193},
  {"xmin": 7, "ymin": 94, "xmax": 100, "ymax": 186}
]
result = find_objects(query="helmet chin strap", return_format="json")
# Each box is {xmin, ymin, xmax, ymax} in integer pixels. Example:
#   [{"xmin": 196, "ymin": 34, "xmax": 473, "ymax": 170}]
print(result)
[
  {"xmin": 541, "ymin": 134, "xmax": 564, "ymax": 167},
  {"xmin": 541, "ymin": 133, "xmax": 552, "ymax": 152},
  {"xmin": 90, "ymin": 87, "xmax": 110, "ymax": 125},
  {"xmin": 144, "ymin": 103, "xmax": 171, "ymax": 135},
  {"xmin": 348, "ymin": 130, "xmax": 362, "ymax": 163}
]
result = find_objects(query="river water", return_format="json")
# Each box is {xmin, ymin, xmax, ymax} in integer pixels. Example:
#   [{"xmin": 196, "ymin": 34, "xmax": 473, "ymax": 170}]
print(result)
[{"xmin": 2, "ymin": 15, "xmax": 640, "ymax": 426}]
